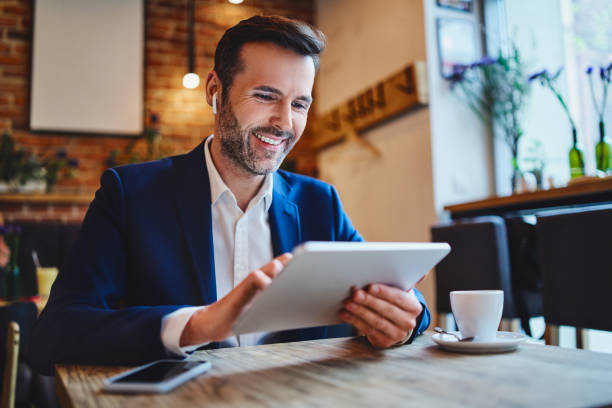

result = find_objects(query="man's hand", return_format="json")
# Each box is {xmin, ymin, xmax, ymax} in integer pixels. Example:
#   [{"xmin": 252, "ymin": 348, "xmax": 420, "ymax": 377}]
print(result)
[
  {"xmin": 340, "ymin": 284, "xmax": 423, "ymax": 348},
  {"xmin": 180, "ymin": 253, "xmax": 292, "ymax": 347}
]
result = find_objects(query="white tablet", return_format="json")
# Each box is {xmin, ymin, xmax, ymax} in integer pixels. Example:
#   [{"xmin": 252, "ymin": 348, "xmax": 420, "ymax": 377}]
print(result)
[{"xmin": 233, "ymin": 241, "xmax": 450, "ymax": 335}]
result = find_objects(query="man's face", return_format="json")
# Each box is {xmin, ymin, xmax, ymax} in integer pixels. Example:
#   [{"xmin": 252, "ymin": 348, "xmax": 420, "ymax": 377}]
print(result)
[{"xmin": 215, "ymin": 42, "xmax": 315, "ymax": 176}]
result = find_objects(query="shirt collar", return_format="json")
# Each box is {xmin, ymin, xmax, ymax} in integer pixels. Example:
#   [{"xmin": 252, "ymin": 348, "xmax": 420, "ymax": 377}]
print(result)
[{"xmin": 204, "ymin": 135, "xmax": 273, "ymax": 212}]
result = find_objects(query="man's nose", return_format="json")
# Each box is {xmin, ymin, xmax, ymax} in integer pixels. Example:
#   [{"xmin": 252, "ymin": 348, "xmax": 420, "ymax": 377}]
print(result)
[{"xmin": 270, "ymin": 102, "xmax": 292, "ymax": 132}]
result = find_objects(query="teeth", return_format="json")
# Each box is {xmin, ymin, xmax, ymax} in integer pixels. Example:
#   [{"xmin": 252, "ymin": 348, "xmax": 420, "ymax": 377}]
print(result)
[{"xmin": 254, "ymin": 132, "xmax": 282, "ymax": 146}]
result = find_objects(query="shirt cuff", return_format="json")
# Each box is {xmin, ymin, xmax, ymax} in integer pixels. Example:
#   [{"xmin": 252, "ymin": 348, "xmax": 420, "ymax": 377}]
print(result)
[
  {"xmin": 392, "ymin": 328, "xmax": 414, "ymax": 346},
  {"xmin": 161, "ymin": 306, "xmax": 210, "ymax": 357},
  {"xmin": 394, "ymin": 302, "xmax": 427, "ymax": 347}
]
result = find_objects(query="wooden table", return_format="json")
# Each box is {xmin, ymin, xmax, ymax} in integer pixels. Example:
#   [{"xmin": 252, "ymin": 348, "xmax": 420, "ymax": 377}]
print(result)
[
  {"xmin": 0, "ymin": 296, "xmax": 48, "ymax": 315},
  {"xmin": 55, "ymin": 334, "xmax": 612, "ymax": 407},
  {"xmin": 444, "ymin": 177, "xmax": 612, "ymax": 219}
]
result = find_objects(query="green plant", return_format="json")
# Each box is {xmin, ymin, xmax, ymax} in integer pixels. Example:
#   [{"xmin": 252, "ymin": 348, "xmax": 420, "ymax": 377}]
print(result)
[
  {"xmin": 105, "ymin": 114, "xmax": 174, "ymax": 168},
  {"xmin": 522, "ymin": 139, "xmax": 545, "ymax": 172},
  {"xmin": 529, "ymin": 68, "xmax": 576, "ymax": 138},
  {"xmin": 0, "ymin": 132, "xmax": 25, "ymax": 183},
  {"xmin": 529, "ymin": 68, "xmax": 585, "ymax": 178},
  {"xmin": 0, "ymin": 132, "xmax": 46, "ymax": 187},
  {"xmin": 586, "ymin": 64, "xmax": 611, "ymax": 171},
  {"xmin": 448, "ymin": 45, "xmax": 531, "ymax": 176},
  {"xmin": 41, "ymin": 149, "xmax": 79, "ymax": 193},
  {"xmin": 0, "ymin": 131, "xmax": 79, "ymax": 192}
]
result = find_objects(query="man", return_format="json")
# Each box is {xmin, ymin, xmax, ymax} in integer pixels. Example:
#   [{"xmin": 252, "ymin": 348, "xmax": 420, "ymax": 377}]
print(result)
[{"xmin": 30, "ymin": 15, "xmax": 430, "ymax": 374}]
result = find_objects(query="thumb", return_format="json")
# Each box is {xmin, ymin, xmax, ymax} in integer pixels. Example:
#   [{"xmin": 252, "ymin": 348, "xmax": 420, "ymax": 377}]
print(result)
[
  {"xmin": 223, "ymin": 269, "xmax": 270, "ymax": 320},
  {"xmin": 222, "ymin": 254, "xmax": 292, "ymax": 321}
]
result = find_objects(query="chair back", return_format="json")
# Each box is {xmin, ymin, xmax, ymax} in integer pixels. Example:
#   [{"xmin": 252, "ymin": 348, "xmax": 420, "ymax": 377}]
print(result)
[
  {"xmin": 0, "ymin": 303, "xmax": 37, "ymax": 377},
  {"xmin": 536, "ymin": 204, "xmax": 612, "ymax": 331},
  {"xmin": 431, "ymin": 216, "xmax": 517, "ymax": 318},
  {"xmin": 1, "ymin": 321, "xmax": 19, "ymax": 408},
  {"xmin": 16, "ymin": 222, "xmax": 81, "ymax": 297}
]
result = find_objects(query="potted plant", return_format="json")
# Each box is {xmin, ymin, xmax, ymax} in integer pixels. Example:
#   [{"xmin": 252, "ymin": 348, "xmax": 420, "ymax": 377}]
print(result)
[
  {"xmin": 105, "ymin": 114, "xmax": 175, "ymax": 168},
  {"xmin": 41, "ymin": 149, "xmax": 79, "ymax": 193},
  {"xmin": 0, "ymin": 131, "xmax": 23, "ymax": 192},
  {"xmin": 448, "ymin": 44, "xmax": 531, "ymax": 192},
  {"xmin": 0, "ymin": 131, "xmax": 79, "ymax": 194}
]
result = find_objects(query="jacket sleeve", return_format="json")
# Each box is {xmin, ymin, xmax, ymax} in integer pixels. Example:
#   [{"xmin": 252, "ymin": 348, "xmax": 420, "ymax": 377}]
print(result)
[
  {"xmin": 29, "ymin": 169, "xmax": 183, "ymax": 375},
  {"xmin": 330, "ymin": 185, "xmax": 363, "ymax": 242},
  {"xmin": 411, "ymin": 288, "xmax": 431, "ymax": 340}
]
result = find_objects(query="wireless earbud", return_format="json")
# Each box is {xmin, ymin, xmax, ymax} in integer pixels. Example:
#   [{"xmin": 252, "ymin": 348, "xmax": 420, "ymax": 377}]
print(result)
[{"xmin": 212, "ymin": 93, "xmax": 217, "ymax": 115}]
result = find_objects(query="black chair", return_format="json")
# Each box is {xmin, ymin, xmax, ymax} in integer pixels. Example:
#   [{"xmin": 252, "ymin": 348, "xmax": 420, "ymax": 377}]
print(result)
[
  {"xmin": 431, "ymin": 216, "xmax": 542, "ymax": 336},
  {"xmin": 0, "ymin": 302, "xmax": 58, "ymax": 408},
  {"xmin": 536, "ymin": 203, "xmax": 612, "ymax": 348}
]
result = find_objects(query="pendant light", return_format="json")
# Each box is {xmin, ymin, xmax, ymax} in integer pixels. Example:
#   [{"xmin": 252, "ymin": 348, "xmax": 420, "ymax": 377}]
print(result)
[{"xmin": 182, "ymin": 0, "xmax": 199, "ymax": 89}]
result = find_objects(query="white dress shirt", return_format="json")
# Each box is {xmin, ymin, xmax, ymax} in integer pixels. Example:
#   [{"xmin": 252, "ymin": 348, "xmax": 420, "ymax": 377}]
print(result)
[{"xmin": 161, "ymin": 136, "xmax": 274, "ymax": 356}]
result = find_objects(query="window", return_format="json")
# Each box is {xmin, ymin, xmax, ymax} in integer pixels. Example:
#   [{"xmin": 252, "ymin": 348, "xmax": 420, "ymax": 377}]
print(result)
[{"xmin": 485, "ymin": 0, "xmax": 611, "ymax": 193}]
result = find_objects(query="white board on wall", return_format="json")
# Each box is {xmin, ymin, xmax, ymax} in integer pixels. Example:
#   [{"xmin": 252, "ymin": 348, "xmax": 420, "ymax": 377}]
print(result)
[{"xmin": 30, "ymin": 0, "xmax": 144, "ymax": 135}]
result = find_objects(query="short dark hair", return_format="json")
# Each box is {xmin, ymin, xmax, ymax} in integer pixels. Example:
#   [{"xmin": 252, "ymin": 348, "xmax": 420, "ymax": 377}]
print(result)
[{"xmin": 213, "ymin": 15, "xmax": 325, "ymax": 94}]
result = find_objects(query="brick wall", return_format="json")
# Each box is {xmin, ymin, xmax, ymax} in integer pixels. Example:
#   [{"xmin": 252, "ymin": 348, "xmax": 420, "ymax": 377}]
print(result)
[
  {"xmin": 0, "ymin": 200, "xmax": 89, "ymax": 223},
  {"xmin": 0, "ymin": 0, "xmax": 317, "ymax": 193}
]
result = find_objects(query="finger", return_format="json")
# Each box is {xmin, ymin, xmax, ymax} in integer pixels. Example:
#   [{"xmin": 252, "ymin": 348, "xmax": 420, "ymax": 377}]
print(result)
[
  {"xmin": 223, "ymin": 269, "xmax": 272, "ymax": 319},
  {"xmin": 340, "ymin": 310, "xmax": 399, "ymax": 348},
  {"xmin": 223, "ymin": 253, "xmax": 293, "ymax": 319},
  {"xmin": 276, "ymin": 252, "xmax": 293, "ymax": 266},
  {"xmin": 366, "ymin": 285, "xmax": 422, "ymax": 313},
  {"xmin": 344, "ymin": 300, "xmax": 406, "ymax": 340},
  {"xmin": 352, "ymin": 289, "xmax": 417, "ymax": 331},
  {"xmin": 259, "ymin": 253, "xmax": 293, "ymax": 279}
]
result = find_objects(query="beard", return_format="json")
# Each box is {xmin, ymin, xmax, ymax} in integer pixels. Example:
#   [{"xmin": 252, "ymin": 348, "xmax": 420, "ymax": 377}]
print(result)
[{"xmin": 216, "ymin": 96, "xmax": 297, "ymax": 176}]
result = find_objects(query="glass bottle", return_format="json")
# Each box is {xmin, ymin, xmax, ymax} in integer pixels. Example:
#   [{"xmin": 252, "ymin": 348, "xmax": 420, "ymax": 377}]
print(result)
[
  {"xmin": 569, "ymin": 128, "xmax": 584, "ymax": 179},
  {"xmin": 511, "ymin": 156, "xmax": 521, "ymax": 193},
  {"xmin": 595, "ymin": 121, "xmax": 611, "ymax": 173}
]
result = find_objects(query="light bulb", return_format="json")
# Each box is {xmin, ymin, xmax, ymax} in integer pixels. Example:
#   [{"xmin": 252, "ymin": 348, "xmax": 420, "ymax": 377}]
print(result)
[
  {"xmin": 182, "ymin": 72, "xmax": 200, "ymax": 89},
  {"xmin": 228, "ymin": 0, "xmax": 243, "ymax": 4}
]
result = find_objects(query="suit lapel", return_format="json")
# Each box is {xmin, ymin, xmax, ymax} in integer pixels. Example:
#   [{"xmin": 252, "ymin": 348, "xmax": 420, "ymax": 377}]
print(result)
[
  {"xmin": 269, "ymin": 172, "xmax": 301, "ymax": 256},
  {"xmin": 173, "ymin": 141, "xmax": 217, "ymax": 305}
]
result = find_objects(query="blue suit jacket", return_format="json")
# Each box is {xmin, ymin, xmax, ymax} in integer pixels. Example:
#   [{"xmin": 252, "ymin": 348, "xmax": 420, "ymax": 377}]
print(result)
[{"xmin": 30, "ymin": 142, "xmax": 430, "ymax": 374}]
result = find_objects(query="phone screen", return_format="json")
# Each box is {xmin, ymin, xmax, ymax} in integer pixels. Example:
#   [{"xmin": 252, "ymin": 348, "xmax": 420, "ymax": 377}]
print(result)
[{"xmin": 113, "ymin": 361, "xmax": 207, "ymax": 384}]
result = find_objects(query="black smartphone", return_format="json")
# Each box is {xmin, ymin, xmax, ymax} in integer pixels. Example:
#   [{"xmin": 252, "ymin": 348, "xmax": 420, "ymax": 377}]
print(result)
[{"xmin": 102, "ymin": 360, "xmax": 211, "ymax": 393}]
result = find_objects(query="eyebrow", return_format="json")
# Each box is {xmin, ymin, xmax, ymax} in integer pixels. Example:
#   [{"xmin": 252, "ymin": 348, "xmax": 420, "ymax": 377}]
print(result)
[{"xmin": 254, "ymin": 85, "xmax": 312, "ymax": 105}]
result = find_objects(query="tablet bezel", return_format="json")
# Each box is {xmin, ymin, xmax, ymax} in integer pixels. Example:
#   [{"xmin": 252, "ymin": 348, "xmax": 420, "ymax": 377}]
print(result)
[{"xmin": 233, "ymin": 241, "xmax": 450, "ymax": 335}]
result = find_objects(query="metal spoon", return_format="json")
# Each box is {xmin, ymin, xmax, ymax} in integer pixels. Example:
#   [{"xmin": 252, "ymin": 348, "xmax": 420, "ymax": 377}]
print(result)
[{"xmin": 434, "ymin": 327, "xmax": 476, "ymax": 342}]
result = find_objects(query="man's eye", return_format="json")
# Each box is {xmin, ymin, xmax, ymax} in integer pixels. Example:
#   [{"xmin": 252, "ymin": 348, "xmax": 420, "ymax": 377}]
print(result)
[
  {"xmin": 292, "ymin": 101, "xmax": 308, "ymax": 111},
  {"xmin": 255, "ymin": 93, "xmax": 274, "ymax": 101}
]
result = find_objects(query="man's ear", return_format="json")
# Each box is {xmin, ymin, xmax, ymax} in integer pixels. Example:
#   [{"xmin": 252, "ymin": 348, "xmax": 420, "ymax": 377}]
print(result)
[{"xmin": 205, "ymin": 71, "xmax": 221, "ymax": 110}]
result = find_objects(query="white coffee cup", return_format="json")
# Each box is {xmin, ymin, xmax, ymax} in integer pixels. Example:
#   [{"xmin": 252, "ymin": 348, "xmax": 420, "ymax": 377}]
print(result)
[{"xmin": 450, "ymin": 290, "xmax": 503, "ymax": 342}]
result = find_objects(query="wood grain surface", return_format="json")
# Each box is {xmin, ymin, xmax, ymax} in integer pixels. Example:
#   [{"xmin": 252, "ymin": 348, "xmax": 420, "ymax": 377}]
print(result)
[
  {"xmin": 55, "ymin": 334, "xmax": 612, "ymax": 408},
  {"xmin": 443, "ymin": 177, "xmax": 612, "ymax": 217},
  {"xmin": 0, "ymin": 192, "xmax": 94, "ymax": 204}
]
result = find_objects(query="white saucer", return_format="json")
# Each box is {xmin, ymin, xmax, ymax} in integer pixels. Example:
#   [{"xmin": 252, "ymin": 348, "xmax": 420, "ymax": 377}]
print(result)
[{"xmin": 431, "ymin": 331, "xmax": 526, "ymax": 353}]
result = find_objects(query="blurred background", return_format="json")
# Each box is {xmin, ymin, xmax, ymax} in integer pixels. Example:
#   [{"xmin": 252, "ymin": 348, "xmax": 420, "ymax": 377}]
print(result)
[{"xmin": 0, "ymin": 0, "xmax": 611, "ymax": 350}]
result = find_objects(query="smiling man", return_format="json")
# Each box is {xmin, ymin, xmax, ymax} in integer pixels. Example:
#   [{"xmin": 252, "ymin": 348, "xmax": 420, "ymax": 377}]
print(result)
[{"xmin": 30, "ymin": 16, "xmax": 430, "ymax": 373}]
